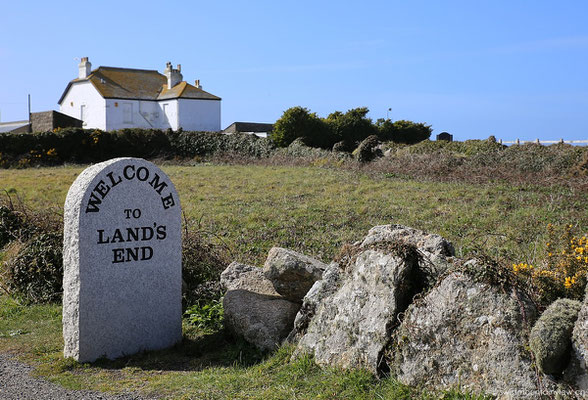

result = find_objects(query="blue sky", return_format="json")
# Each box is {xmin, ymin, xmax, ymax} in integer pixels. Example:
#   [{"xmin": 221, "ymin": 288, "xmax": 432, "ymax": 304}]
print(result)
[{"xmin": 1, "ymin": 0, "xmax": 587, "ymax": 141}]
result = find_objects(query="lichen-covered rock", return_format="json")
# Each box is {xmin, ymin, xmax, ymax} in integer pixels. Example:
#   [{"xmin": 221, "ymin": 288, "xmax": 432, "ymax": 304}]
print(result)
[
  {"xmin": 391, "ymin": 271, "xmax": 542, "ymax": 397},
  {"xmin": 287, "ymin": 262, "xmax": 342, "ymax": 342},
  {"xmin": 359, "ymin": 224, "xmax": 454, "ymax": 283},
  {"xmin": 221, "ymin": 262, "xmax": 276, "ymax": 295},
  {"xmin": 263, "ymin": 247, "xmax": 327, "ymax": 303},
  {"xmin": 353, "ymin": 135, "xmax": 382, "ymax": 163},
  {"xmin": 332, "ymin": 140, "xmax": 350, "ymax": 153},
  {"xmin": 565, "ymin": 284, "xmax": 588, "ymax": 388},
  {"xmin": 530, "ymin": 298, "xmax": 582, "ymax": 375},
  {"xmin": 359, "ymin": 224, "xmax": 454, "ymax": 256},
  {"xmin": 221, "ymin": 262, "xmax": 300, "ymax": 351},
  {"xmin": 294, "ymin": 248, "xmax": 420, "ymax": 374}
]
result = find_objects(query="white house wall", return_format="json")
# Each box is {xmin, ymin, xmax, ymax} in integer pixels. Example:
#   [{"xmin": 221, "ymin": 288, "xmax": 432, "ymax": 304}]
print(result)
[
  {"xmin": 105, "ymin": 99, "xmax": 164, "ymax": 131},
  {"xmin": 60, "ymin": 82, "xmax": 219, "ymax": 132},
  {"xmin": 59, "ymin": 82, "xmax": 106, "ymax": 130},
  {"xmin": 158, "ymin": 100, "xmax": 179, "ymax": 130},
  {"xmin": 177, "ymin": 99, "xmax": 220, "ymax": 132}
]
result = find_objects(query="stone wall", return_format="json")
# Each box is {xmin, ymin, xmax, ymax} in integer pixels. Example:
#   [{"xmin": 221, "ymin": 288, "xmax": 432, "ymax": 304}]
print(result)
[{"xmin": 31, "ymin": 111, "xmax": 82, "ymax": 133}]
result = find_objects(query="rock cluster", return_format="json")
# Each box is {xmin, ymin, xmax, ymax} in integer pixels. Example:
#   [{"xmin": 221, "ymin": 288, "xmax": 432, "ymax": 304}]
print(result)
[
  {"xmin": 220, "ymin": 224, "xmax": 588, "ymax": 398},
  {"xmin": 220, "ymin": 248, "xmax": 326, "ymax": 351}
]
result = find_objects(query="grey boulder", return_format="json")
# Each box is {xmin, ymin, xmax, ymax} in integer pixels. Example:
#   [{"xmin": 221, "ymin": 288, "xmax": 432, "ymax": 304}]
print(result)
[
  {"xmin": 359, "ymin": 224, "xmax": 454, "ymax": 257},
  {"xmin": 391, "ymin": 270, "xmax": 544, "ymax": 398},
  {"xmin": 263, "ymin": 247, "xmax": 327, "ymax": 303},
  {"xmin": 359, "ymin": 224, "xmax": 454, "ymax": 282},
  {"xmin": 287, "ymin": 262, "xmax": 342, "ymax": 343},
  {"xmin": 565, "ymin": 284, "xmax": 588, "ymax": 388},
  {"xmin": 220, "ymin": 262, "xmax": 300, "ymax": 351},
  {"xmin": 529, "ymin": 298, "xmax": 582, "ymax": 375},
  {"xmin": 294, "ymin": 248, "xmax": 420, "ymax": 374}
]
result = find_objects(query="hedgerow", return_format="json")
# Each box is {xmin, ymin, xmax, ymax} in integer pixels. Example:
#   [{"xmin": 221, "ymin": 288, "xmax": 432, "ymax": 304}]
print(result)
[{"xmin": 0, "ymin": 128, "xmax": 275, "ymax": 167}]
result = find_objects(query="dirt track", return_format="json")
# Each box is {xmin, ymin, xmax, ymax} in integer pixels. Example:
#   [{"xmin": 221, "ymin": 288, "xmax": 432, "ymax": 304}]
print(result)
[{"xmin": 0, "ymin": 353, "xmax": 155, "ymax": 400}]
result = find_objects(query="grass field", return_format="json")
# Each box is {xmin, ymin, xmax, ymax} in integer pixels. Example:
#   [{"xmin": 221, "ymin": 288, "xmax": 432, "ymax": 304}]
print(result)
[
  {"xmin": 1, "ymin": 162, "xmax": 586, "ymax": 399},
  {"xmin": 3, "ymin": 163, "xmax": 586, "ymax": 266}
]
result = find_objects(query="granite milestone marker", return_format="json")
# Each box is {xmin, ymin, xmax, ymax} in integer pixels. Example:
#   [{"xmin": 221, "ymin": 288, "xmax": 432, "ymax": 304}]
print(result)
[{"xmin": 63, "ymin": 158, "xmax": 182, "ymax": 362}]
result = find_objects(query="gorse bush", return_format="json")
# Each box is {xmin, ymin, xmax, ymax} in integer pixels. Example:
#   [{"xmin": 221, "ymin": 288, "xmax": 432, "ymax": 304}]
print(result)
[
  {"xmin": 0, "ymin": 205, "xmax": 28, "ymax": 247},
  {"xmin": 512, "ymin": 224, "xmax": 588, "ymax": 304},
  {"xmin": 6, "ymin": 233, "xmax": 63, "ymax": 303},
  {"xmin": 326, "ymin": 107, "xmax": 376, "ymax": 148},
  {"xmin": 0, "ymin": 197, "xmax": 63, "ymax": 303}
]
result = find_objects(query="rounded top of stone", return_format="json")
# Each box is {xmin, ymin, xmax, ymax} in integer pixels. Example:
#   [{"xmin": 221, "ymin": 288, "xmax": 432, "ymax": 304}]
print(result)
[{"xmin": 65, "ymin": 157, "xmax": 181, "ymax": 217}]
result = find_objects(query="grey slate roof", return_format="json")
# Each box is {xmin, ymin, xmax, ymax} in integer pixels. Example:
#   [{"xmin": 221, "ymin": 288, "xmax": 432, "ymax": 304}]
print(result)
[{"xmin": 0, "ymin": 121, "xmax": 29, "ymax": 133}]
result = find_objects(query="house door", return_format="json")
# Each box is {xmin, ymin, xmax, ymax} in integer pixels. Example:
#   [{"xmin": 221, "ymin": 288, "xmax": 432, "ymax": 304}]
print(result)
[
  {"xmin": 163, "ymin": 103, "xmax": 176, "ymax": 129},
  {"xmin": 122, "ymin": 103, "xmax": 133, "ymax": 124}
]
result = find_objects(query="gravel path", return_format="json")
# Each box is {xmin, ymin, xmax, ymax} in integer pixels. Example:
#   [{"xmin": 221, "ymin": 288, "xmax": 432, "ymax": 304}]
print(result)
[{"xmin": 0, "ymin": 353, "xmax": 157, "ymax": 400}]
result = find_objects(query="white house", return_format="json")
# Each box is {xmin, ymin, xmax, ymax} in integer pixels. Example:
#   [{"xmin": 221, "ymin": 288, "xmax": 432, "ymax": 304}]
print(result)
[{"xmin": 58, "ymin": 58, "xmax": 221, "ymax": 132}]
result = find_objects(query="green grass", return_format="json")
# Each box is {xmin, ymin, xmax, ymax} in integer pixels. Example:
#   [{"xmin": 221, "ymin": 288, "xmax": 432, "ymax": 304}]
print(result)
[
  {"xmin": 0, "ymin": 162, "xmax": 585, "ymax": 399},
  {"xmin": 0, "ymin": 296, "xmax": 62, "ymax": 358},
  {"xmin": 2, "ymin": 164, "xmax": 586, "ymax": 267}
]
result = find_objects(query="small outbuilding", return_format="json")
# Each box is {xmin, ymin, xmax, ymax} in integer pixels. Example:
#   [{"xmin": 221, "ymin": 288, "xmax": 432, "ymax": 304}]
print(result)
[
  {"xmin": 222, "ymin": 122, "xmax": 274, "ymax": 138},
  {"xmin": 0, "ymin": 110, "xmax": 82, "ymax": 133},
  {"xmin": 436, "ymin": 132, "xmax": 453, "ymax": 142}
]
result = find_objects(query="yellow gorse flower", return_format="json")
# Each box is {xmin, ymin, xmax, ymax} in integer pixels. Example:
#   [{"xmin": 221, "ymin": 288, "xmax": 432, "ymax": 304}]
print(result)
[{"xmin": 513, "ymin": 225, "xmax": 588, "ymax": 296}]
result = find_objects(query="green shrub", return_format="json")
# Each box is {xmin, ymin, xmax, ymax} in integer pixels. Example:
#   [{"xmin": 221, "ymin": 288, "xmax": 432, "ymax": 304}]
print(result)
[
  {"xmin": 170, "ymin": 131, "xmax": 275, "ymax": 159},
  {"xmin": 213, "ymin": 132, "xmax": 275, "ymax": 158},
  {"xmin": 272, "ymin": 106, "xmax": 331, "ymax": 148},
  {"xmin": 6, "ymin": 233, "xmax": 63, "ymax": 303},
  {"xmin": 184, "ymin": 299, "xmax": 224, "ymax": 332},
  {"xmin": 0, "ymin": 205, "xmax": 28, "ymax": 248},
  {"xmin": 169, "ymin": 130, "xmax": 221, "ymax": 157},
  {"xmin": 326, "ymin": 107, "xmax": 376, "ymax": 148},
  {"xmin": 377, "ymin": 119, "xmax": 432, "ymax": 144}
]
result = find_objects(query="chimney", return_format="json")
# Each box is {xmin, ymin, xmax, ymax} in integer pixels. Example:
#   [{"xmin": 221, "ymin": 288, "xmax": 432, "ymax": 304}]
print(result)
[
  {"xmin": 164, "ymin": 61, "xmax": 183, "ymax": 89},
  {"xmin": 78, "ymin": 57, "xmax": 91, "ymax": 79},
  {"xmin": 194, "ymin": 79, "xmax": 202, "ymax": 89}
]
